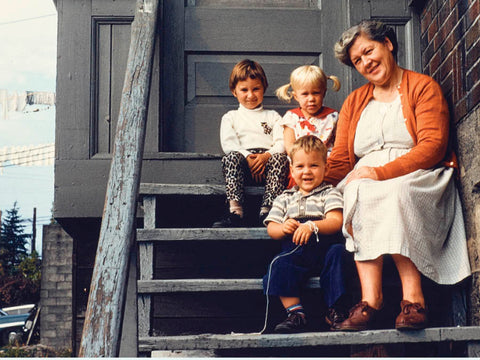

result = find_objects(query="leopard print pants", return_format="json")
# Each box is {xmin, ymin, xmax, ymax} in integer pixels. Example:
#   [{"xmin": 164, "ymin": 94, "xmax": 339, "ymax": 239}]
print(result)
[{"xmin": 221, "ymin": 151, "xmax": 289, "ymax": 208}]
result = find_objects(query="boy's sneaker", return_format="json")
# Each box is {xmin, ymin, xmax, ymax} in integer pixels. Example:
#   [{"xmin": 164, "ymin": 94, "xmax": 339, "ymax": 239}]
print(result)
[
  {"xmin": 274, "ymin": 312, "xmax": 307, "ymax": 333},
  {"xmin": 325, "ymin": 307, "xmax": 348, "ymax": 329},
  {"xmin": 212, "ymin": 212, "xmax": 245, "ymax": 228}
]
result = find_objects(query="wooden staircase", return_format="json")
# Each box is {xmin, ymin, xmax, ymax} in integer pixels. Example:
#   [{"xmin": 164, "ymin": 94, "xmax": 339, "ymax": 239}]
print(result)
[{"xmin": 135, "ymin": 182, "xmax": 480, "ymax": 357}]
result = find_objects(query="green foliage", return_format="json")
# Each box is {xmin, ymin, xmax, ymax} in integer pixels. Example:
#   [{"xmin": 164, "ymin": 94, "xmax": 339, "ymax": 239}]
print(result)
[
  {"xmin": 0, "ymin": 204, "xmax": 40, "ymax": 307},
  {"xmin": 0, "ymin": 203, "xmax": 31, "ymax": 276},
  {"xmin": 0, "ymin": 273, "xmax": 40, "ymax": 308},
  {"xmin": 0, "ymin": 344, "xmax": 72, "ymax": 357},
  {"xmin": 18, "ymin": 252, "xmax": 42, "ymax": 282},
  {"xmin": 0, "ymin": 253, "xmax": 41, "ymax": 307}
]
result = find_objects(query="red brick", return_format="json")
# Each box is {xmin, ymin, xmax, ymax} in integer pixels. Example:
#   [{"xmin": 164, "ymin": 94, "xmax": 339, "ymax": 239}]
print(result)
[
  {"xmin": 423, "ymin": 41, "xmax": 436, "ymax": 68},
  {"xmin": 438, "ymin": 0, "xmax": 452, "ymax": 24},
  {"xmin": 439, "ymin": 52, "xmax": 454, "ymax": 80},
  {"xmin": 467, "ymin": 0, "xmax": 480, "ymax": 27},
  {"xmin": 430, "ymin": 51, "xmax": 443, "ymax": 73},
  {"xmin": 428, "ymin": 18, "xmax": 439, "ymax": 42},
  {"xmin": 450, "ymin": 45, "xmax": 460, "ymax": 103},
  {"xmin": 466, "ymin": 60, "xmax": 480, "ymax": 89},
  {"xmin": 465, "ymin": 18, "xmax": 480, "ymax": 50},
  {"xmin": 421, "ymin": 7, "xmax": 433, "ymax": 34},
  {"xmin": 434, "ymin": 31, "xmax": 443, "ymax": 51},
  {"xmin": 441, "ymin": 72, "xmax": 454, "ymax": 96},
  {"xmin": 465, "ymin": 38, "xmax": 480, "ymax": 68},
  {"xmin": 457, "ymin": 0, "xmax": 469, "ymax": 17},
  {"xmin": 467, "ymin": 81, "xmax": 480, "ymax": 112},
  {"xmin": 454, "ymin": 97, "xmax": 467, "ymax": 121}
]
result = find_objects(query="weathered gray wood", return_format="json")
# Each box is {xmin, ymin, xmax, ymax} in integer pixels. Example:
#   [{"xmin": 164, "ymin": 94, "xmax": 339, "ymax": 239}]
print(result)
[
  {"xmin": 119, "ymin": 249, "xmax": 138, "ymax": 357},
  {"xmin": 137, "ymin": 278, "xmax": 321, "ymax": 293},
  {"xmin": 468, "ymin": 341, "xmax": 480, "ymax": 357},
  {"xmin": 143, "ymin": 195, "xmax": 157, "ymax": 229},
  {"xmin": 138, "ymin": 242, "xmax": 154, "ymax": 337},
  {"xmin": 79, "ymin": 0, "xmax": 160, "ymax": 357},
  {"xmin": 138, "ymin": 195, "xmax": 156, "ymax": 337},
  {"xmin": 139, "ymin": 183, "xmax": 264, "ymax": 196},
  {"xmin": 139, "ymin": 326, "xmax": 480, "ymax": 352},
  {"xmin": 137, "ymin": 228, "xmax": 269, "ymax": 242}
]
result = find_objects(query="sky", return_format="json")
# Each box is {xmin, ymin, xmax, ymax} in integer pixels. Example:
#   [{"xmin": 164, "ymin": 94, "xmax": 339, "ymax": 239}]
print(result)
[{"xmin": 0, "ymin": 0, "xmax": 57, "ymax": 255}]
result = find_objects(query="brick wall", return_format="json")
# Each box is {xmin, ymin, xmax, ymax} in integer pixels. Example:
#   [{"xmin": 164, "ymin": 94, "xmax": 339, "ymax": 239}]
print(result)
[
  {"xmin": 420, "ymin": 0, "xmax": 480, "ymax": 325},
  {"xmin": 420, "ymin": 0, "xmax": 479, "ymax": 121},
  {"xmin": 40, "ymin": 224, "xmax": 73, "ymax": 351}
]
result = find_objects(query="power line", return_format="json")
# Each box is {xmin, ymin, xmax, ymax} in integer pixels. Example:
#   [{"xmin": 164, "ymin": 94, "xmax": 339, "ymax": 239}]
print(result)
[
  {"xmin": 0, "ymin": 14, "xmax": 56, "ymax": 26},
  {"xmin": 0, "ymin": 148, "xmax": 54, "ymax": 162},
  {"xmin": 0, "ymin": 144, "xmax": 54, "ymax": 156},
  {"xmin": 0, "ymin": 158, "xmax": 54, "ymax": 168}
]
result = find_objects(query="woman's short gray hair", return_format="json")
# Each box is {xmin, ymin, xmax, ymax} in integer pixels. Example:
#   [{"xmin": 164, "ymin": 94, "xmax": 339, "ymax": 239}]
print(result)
[{"xmin": 334, "ymin": 20, "xmax": 398, "ymax": 68}]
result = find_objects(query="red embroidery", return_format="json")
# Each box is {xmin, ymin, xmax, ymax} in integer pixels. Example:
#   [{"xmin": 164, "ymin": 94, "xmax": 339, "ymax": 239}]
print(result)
[{"xmin": 299, "ymin": 120, "xmax": 316, "ymax": 132}]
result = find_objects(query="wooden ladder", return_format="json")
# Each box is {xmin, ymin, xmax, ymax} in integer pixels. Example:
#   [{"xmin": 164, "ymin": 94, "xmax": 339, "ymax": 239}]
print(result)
[{"xmin": 136, "ymin": 182, "xmax": 480, "ymax": 357}]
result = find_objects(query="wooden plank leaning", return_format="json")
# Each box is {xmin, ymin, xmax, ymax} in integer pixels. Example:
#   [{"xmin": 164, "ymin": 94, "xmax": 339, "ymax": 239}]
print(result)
[{"xmin": 78, "ymin": 0, "xmax": 159, "ymax": 357}]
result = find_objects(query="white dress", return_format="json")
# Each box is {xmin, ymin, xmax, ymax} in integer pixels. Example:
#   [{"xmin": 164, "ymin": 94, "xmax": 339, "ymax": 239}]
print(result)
[{"xmin": 339, "ymin": 96, "xmax": 471, "ymax": 285}]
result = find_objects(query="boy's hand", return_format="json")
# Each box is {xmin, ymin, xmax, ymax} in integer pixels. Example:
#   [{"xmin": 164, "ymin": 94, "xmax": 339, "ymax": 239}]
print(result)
[
  {"xmin": 292, "ymin": 223, "xmax": 313, "ymax": 245},
  {"xmin": 282, "ymin": 218, "xmax": 299, "ymax": 235}
]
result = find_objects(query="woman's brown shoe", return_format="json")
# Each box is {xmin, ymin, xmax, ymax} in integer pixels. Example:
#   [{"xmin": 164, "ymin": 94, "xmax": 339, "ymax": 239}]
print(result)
[
  {"xmin": 331, "ymin": 301, "xmax": 379, "ymax": 331},
  {"xmin": 395, "ymin": 300, "xmax": 428, "ymax": 330}
]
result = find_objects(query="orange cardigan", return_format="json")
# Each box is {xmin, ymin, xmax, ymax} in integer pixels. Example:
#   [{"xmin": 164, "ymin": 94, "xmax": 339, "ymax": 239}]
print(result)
[{"xmin": 325, "ymin": 69, "xmax": 457, "ymax": 186}]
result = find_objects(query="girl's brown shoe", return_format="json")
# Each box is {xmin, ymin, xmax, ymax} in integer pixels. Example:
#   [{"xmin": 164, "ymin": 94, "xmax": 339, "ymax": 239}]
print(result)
[
  {"xmin": 395, "ymin": 300, "xmax": 428, "ymax": 330},
  {"xmin": 331, "ymin": 301, "xmax": 379, "ymax": 331}
]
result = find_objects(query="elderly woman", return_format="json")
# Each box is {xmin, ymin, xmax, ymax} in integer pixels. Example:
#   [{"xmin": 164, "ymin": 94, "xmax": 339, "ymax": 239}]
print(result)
[{"xmin": 325, "ymin": 20, "xmax": 471, "ymax": 331}]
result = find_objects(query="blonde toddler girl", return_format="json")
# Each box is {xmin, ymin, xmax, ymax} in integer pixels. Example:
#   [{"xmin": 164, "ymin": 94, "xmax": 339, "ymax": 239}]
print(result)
[{"xmin": 276, "ymin": 65, "xmax": 341, "ymax": 157}]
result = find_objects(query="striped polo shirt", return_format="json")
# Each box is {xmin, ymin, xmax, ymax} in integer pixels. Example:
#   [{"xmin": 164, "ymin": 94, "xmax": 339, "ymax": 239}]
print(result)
[{"xmin": 264, "ymin": 183, "xmax": 343, "ymax": 225}]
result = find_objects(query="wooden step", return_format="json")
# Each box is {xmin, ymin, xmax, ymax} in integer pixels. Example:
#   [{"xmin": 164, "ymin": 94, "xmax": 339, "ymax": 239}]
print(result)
[
  {"xmin": 139, "ymin": 183, "xmax": 263, "ymax": 196},
  {"xmin": 137, "ymin": 227, "xmax": 269, "ymax": 241},
  {"xmin": 137, "ymin": 277, "xmax": 321, "ymax": 293},
  {"xmin": 139, "ymin": 326, "xmax": 480, "ymax": 352}
]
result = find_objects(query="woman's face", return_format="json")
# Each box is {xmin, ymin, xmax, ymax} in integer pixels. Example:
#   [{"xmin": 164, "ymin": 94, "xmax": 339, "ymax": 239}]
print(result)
[{"xmin": 348, "ymin": 33, "xmax": 397, "ymax": 87}]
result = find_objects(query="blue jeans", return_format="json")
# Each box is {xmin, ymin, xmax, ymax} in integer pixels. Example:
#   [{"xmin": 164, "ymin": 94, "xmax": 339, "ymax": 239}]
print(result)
[{"xmin": 263, "ymin": 235, "xmax": 348, "ymax": 307}]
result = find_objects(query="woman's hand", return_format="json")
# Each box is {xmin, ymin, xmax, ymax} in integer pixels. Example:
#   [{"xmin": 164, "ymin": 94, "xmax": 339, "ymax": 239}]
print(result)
[
  {"xmin": 346, "ymin": 166, "xmax": 378, "ymax": 184},
  {"xmin": 292, "ymin": 223, "xmax": 313, "ymax": 245}
]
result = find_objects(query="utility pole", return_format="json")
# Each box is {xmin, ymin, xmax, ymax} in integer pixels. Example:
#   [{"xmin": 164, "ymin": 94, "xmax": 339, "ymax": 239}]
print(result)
[{"xmin": 32, "ymin": 207, "xmax": 36, "ymax": 254}]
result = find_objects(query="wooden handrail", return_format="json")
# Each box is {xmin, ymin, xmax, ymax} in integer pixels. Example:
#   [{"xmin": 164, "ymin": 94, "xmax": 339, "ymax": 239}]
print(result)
[{"xmin": 79, "ymin": 0, "xmax": 160, "ymax": 357}]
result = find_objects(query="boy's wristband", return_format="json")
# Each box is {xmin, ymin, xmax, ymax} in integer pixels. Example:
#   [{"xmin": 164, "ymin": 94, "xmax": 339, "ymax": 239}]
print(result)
[{"xmin": 305, "ymin": 221, "xmax": 319, "ymax": 242}]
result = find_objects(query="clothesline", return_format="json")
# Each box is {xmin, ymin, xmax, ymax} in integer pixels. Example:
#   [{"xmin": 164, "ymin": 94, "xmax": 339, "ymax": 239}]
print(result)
[
  {"xmin": 0, "ymin": 89, "xmax": 56, "ymax": 120},
  {"xmin": 0, "ymin": 143, "xmax": 55, "ymax": 173}
]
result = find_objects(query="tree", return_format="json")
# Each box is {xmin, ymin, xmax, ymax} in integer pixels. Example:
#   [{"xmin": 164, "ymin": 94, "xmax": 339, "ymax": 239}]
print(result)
[
  {"xmin": 0, "ymin": 252, "xmax": 41, "ymax": 307},
  {"xmin": 0, "ymin": 202, "xmax": 31, "ymax": 275}
]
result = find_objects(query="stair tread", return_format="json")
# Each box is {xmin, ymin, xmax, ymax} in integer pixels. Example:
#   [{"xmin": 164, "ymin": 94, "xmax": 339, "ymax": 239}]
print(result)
[
  {"xmin": 139, "ymin": 183, "xmax": 263, "ymax": 196},
  {"xmin": 137, "ymin": 277, "xmax": 321, "ymax": 293},
  {"xmin": 137, "ymin": 227, "xmax": 269, "ymax": 241},
  {"xmin": 139, "ymin": 325, "xmax": 480, "ymax": 351}
]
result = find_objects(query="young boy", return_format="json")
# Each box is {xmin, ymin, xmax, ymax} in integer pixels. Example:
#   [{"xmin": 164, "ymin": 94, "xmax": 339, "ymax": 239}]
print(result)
[
  {"xmin": 213, "ymin": 59, "xmax": 289, "ymax": 227},
  {"xmin": 263, "ymin": 135, "xmax": 351, "ymax": 333}
]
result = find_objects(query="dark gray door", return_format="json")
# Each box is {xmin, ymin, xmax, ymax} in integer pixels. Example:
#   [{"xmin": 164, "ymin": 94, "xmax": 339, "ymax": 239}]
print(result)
[{"xmin": 160, "ymin": 0, "xmax": 420, "ymax": 154}]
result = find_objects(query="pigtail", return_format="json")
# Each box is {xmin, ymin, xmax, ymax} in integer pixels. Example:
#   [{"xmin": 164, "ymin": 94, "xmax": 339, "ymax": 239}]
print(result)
[
  {"xmin": 275, "ymin": 83, "xmax": 294, "ymax": 102},
  {"xmin": 328, "ymin": 75, "xmax": 341, "ymax": 92}
]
